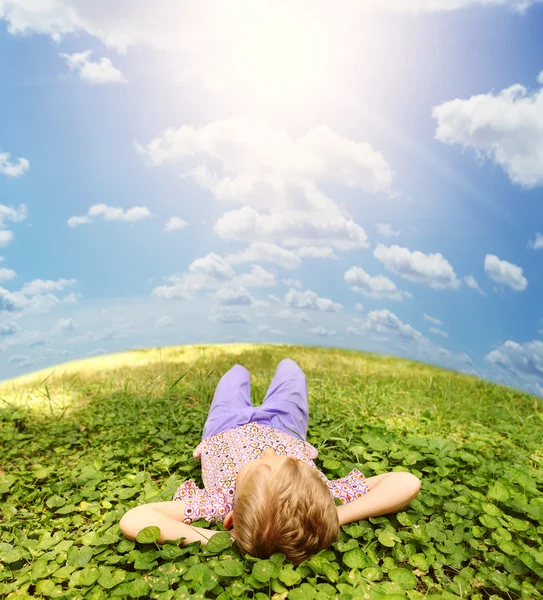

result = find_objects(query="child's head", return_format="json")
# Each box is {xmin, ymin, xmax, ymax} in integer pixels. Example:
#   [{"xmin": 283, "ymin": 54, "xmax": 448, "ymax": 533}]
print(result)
[{"xmin": 231, "ymin": 455, "xmax": 340, "ymax": 566}]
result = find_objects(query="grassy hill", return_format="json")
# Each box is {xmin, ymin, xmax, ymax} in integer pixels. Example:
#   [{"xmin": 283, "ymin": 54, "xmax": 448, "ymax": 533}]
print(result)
[{"xmin": 0, "ymin": 343, "xmax": 542, "ymax": 600}]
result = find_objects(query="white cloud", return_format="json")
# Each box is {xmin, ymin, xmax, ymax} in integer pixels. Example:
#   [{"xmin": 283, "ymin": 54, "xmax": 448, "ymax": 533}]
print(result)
[
  {"xmin": 155, "ymin": 316, "xmax": 175, "ymax": 327},
  {"xmin": 215, "ymin": 286, "xmax": 253, "ymax": 306},
  {"xmin": 68, "ymin": 203, "xmax": 152, "ymax": 227},
  {"xmin": 1, "ymin": 285, "xmax": 26, "ymax": 312},
  {"xmin": 433, "ymin": 72, "xmax": 543, "ymax": 188},
  {"xmin": 189, "ymin": 252, "xmax": 236, "ymax": 281},
  {"xmin": 8, "ymin": 354, "xmax": 31, "ymax": 367},
  {"xmin": 429, "ymin": 327, "xmax": 448, "ymax": 338},
  {"xmin": 294, "ymin": 246, "xmax": 338, "ymax": 259},
  {"xmin": 0, "ymin": 267, "xmax": 16, "ymax": 282},
  {"xmin": 136, "ymin": 118, "xmax": 393, "ymax": 214},
  {"xmin": 0, "ymin": 321, "xmax": 19, "ymax": 336},
  {"xmin": 0, "ymin": 231, "xmax": 14, "ymax": 247},
  {"xmin": 355, "ymin": 303, "xmax": 364, "ymax": 312},
  {"xmin": 376, "ymin": 223, "xmax": 400, "ymax": 237},
  {"xmin": 209, "ymin": 310, "xmax": 250, "ymax": 324},
  {"xmin": 20, "ymin": 278, "xmax": 77, "ymax": 296},
  {"xmin": 309, "ymin": 326, "xmax": 337, "ymax": 337},
  {"xmin": 364, "ymin": 309, "xmax": 427, "ymax": 345},
  {"xmin": 284, "ymin": 288, "xmax": 342, "ymax": 312},
  {"xmin": 152, "ymin": 258, "xmax": 275, "ymax": 301},
  {"xmin": 255, "ymin": 324, "xmax": 284, "ymax": 335},
  {"xmin": 486, "ymin": 339, "xmax": 543, "ymax": 380},
  {"xmin": 344, "ymin": 266, "xmax": 411, "ymax": 302},
  {"xmin": 60, "ymin": 50, "xmax": 126, "ymax": 84},
  {"xmin": 88, "ymin": 204, "xmax": 151, "ymax": 221},
  {"xmin": 233, "ymin": 265, "xmax": 276, "ymax": 288},
  {"xmin": 281, "ymin": 278, "xmax": 303, "ymax": 289},
  {"xmin": 374, "ymin": 244, "xmax": 460, "ymax": 290},
  {"xmin": 423, "ymin": 313, "xmax": 442, "ymax": 326},
  {"xmin": 214, "ymin": 207, "xmax": 369, "ymax": 250},
  {"xmin": 0, "ymin": 152, "xmax": 29, "ymax": 177},
  {"xmin": 268, "ymin": 294, "xmax": 281, "ymax": 304},
  {"xmin": 484, "ymin": 254, "xmax": 528, "ymax": 291},
  {"xmin": 528, "ymin": 233, "xmax": 543, "ymax": 250},
  {"xmin": 165, "ymin": 217, "xmax": 189, "ymax": 232},
  {"xmin": 57, "ymin": 317, "xmax": 77, "ymax": 332},
  {"xmin": 0, "ymin": 204, "xmax": 27, "ymax": 246},
  {"xmin": 224, "ymin": 242, "xmax": 302, "ymax": 270},
  {"xmin": 67, "ymin": 216, "xmax": 91, "ymax": 228},
  {"xmin": 1, "ymin": 1, "xmax": 536, "ymax": 54},
  {"xmin": 275, "ymin": 309, "xmax": 310, "ymax": 322},
  {"xmin": 464, "ymin": 274, "xmax": 485, "ymax": 295}
]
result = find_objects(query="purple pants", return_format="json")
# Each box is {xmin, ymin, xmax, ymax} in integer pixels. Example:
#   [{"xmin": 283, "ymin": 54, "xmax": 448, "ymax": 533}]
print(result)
[{"xmin": 201, "ymin": 359, "xmax": 309, "ymax": 441}]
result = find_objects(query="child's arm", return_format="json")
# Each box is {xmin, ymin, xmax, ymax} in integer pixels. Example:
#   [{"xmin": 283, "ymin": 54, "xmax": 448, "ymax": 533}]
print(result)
[
  {"xmin": 336, "ymin": 472, "xmax": 421, "ymax": 527},
  {"xmin": 119, "ymin": 501, "xmax": 234, "ymax": 545}
]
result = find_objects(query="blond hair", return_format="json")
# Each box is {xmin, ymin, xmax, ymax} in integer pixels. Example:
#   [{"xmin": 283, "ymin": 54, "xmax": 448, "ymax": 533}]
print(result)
[{"xmin": 232, "ymin": 457, "xmax": 340, "ymax": 566}]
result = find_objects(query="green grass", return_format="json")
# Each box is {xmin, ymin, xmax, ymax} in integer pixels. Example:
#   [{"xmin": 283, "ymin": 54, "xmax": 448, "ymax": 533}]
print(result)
[{"xmin": 0, "ymin": 343, "xmax": 542, "ymax": 600}]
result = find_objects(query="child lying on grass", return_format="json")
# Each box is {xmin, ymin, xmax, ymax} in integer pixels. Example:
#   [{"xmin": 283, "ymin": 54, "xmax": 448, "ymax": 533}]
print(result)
[{"xmin": 120, "ymin": 358, "xmax": 421, "ymax": 566}]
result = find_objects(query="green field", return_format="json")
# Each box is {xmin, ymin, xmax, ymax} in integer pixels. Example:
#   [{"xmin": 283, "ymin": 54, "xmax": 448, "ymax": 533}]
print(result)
[{"xmin": 1, "ymin": 343, "xmax": 542, "ymax": 599}]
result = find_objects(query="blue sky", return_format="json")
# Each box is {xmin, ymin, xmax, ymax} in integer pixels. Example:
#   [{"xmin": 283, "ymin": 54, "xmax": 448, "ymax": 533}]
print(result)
[{"xmin": 1, "ymin": 0, "xmax": 543, "ymax": 398}]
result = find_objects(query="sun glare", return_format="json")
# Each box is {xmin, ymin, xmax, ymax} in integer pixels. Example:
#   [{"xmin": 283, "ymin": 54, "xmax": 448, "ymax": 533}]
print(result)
[{"xmin": 211, "ymin": 2, "xmax": 336, "ymax": 109}]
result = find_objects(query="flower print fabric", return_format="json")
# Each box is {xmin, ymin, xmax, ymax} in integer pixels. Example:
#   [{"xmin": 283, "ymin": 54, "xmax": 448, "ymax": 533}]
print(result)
[{"xmin": 172, "ymin": 421, "xmax": 369, "ymax": 524}]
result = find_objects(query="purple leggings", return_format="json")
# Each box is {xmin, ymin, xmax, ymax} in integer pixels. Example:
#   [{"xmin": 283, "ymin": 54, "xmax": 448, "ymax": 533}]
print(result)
[{"xmin": 201, "ymin": 359, "xmax": 309, "ymax": 441}]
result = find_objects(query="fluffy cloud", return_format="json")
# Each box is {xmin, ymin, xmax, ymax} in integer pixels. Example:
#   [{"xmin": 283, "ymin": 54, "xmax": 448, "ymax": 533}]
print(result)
[
  {"xmin": 376, "ymin": 223, "xmax": 400, "ymax": 237},
  {"xmin": 68, "ymin": 204, "xmax": 152, "ymax": 227},
  {"xmin": 165, "ymin": 217, "xmax": 189, "ymax": 232},
  {"xmin": 294, "ymin": 246, "xmax": 338, "ymax": 259},
  {"xmin": 20, "ymin": 278, "xmax": 76, "ymax": 296},
  {"xmin": 0, "ymin": 152, "xmax": 29, "ymax": 177},
  {"xmin": 0, "ymin": 231, "xmax": 14, "ymax": 247},
  {"xmin": 433, "ymin": 72, "xmax": 543, "ymax": 188},
  {"xmin": 214, "ymin": 207, "xmax": 369, "ymax": 250},
  {"xmin": 344, "ymin": 266, "xmax": 411, "ymax": 302},
  {"xmin": 464, "ymin": 274, "xmax": 485, "ymax": 295},
  {"xmin": 0, "ymin": 321, "xmax": 19, "ymax": 336},
  {"xmin": 355, "ymin": 303, "xmax": 364, "ymax": 312},
  {"xmin": 0, "ymin": 203, "xmax": 27, "ymax": 247},
  {"xmin": 284, "ymin": 288, "xmax": 342, "ymax": 312},
  {"xmin": 486, "ymin": 339, "xmax": 543, "ymax": 380},
  {"xmin": 484, "ymin": 254, "xmax": 528, "ymax": 291},
  {"xmin": 364, "ymin": 309, "xmax": 427, "ymax": 345},
  {"xmin": 189, "ymin": 253, "xmax": 235, "ymax": 281},
  {"xmin": 57, "ymin": 317, "xmax": 77, "ymax": 332},
  {"xmin": 136, "ymin": 118, "xmax": 393, "ymax": 214},
  {"xmin": 0, "ymin": 267, "xmax": 16, "ymax": 282},
  {"xmin": 0, "ymin": 285, "xmax": 26, "ymax": 312},
  {"xmin": 281, "ymin": 279, "xmax": 303, "ymax": 289},
  {"xmin": 215, "ymin": 286, "xmax": 253, "ymax": 306},
  {"xmin": 528, "ymin": 233, "xmax": 543, "ymax": 249},
  {"xmin": 60, "ymin": 50, "xmax": 126, "ymax": 84},
  {"xmin": 153, "ymin": 254, "xmax": 275, "ymax": 300},
  {"xmin": 224, "ymin": 242, "xmax": 302, "ymax": 270},
  {"xmin": 374, "ymin": 244, "xmax": 460, "ymax": 290}
]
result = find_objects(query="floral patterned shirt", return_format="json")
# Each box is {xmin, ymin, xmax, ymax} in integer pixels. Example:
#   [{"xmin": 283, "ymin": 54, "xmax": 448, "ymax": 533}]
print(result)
[{"xmin": 173, "ymin": 421, "xmax": 369, "ymax": 524}]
